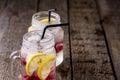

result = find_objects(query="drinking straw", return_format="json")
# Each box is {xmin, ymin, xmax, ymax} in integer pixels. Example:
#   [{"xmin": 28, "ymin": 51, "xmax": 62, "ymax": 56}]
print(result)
[
  {"xmin": 41, "ymin": 23, "xmax": 69, "ymax": 39},
  {"xmin": 48, "ymin": 9, "xmax": 57, "ymax": 22}
]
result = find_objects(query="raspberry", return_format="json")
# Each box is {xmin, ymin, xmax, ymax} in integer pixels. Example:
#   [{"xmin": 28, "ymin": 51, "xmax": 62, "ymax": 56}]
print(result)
[
  {"xmin": 55, "ymin": 43, "xmax": 63, "ymax": 53},
  {"xmin": 22, "ymin": 74, "xmax": 29, "ymax": 80},
  {"xmin": 46, "ymin": 69, "xmax": 55, "ymax": 80},
  {"xmin": 21, "ymin": 57, "xmax": 26, "ymax": 65}
]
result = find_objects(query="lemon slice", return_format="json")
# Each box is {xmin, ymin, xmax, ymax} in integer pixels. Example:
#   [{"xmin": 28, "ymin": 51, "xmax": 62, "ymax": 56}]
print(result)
[
  {"xmin": 28, "ymin": 26, "xmax": 33, "ymax": 32},
  {"xmin": 37, "ymin": 54, "xmax": 56, "ymax": 80},
  {"xmin": 40, "ymin": 18, "xmax": 55, "ymax": 22},
  {"xmin": 25, "ymin": 53, "xmax": 47, "ymax": 76}
]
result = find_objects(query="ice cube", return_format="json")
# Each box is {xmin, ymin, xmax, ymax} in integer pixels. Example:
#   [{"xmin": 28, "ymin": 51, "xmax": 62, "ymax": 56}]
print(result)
[
  {"xmin": 26, "ymin": 53, "xmax": 34, "ymax": 62},
  {"xmin": 52, "ymin": 27, "xmax": 64, "ymax": 43},
  {"xmin": 28, "ymin": 35, "xmax": 41, "ymax": 42}
]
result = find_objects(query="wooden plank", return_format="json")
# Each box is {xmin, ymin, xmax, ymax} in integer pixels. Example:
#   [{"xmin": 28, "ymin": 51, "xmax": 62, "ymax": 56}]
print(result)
[
  {"xmin": 0, "ymin": 0, "xmax": 8, "ymax": 49},
  {"xmin": 38, "ymin": 0, "xmax": 71, "ymax": 80},
  {"xmin": 69, "ymin": 0, "xmax": 114, "ymax": 80},
  {"xmin": 0, "ymin": 0, "xmax": 11, "ymax": 79},
  {"xmin": 0, "ymin": 0, "xmax": 37, "ymax": 80},
  {"xmin": 97, "ymin": 0, "xmax": 120, "ymax": 79}
]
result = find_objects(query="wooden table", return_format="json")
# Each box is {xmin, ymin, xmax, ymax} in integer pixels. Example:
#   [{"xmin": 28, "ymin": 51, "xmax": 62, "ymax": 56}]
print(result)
[{"xmin": 0, "ymin": 0, "xmax": 120, "ymax": 80}]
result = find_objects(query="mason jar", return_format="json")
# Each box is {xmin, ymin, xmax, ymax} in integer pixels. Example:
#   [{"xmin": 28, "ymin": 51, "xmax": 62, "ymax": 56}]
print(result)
[
  {"xmin": 28, "ymin": 11, "xmax": 61, "ymax": 31},
  {"xmin": 10, "ymin": 30, "xmax": 56, "ymax": 80}
]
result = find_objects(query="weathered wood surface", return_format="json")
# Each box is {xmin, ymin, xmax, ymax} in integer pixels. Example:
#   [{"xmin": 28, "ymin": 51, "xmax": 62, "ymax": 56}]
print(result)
[
  {"xmin": 0, "ymin": 0, "xmax": 71, "ymax": 80},
  {"xmin": 97, "ymin": 0, "xmax": 120, "ymax": 79},
  {"xmin": 69, "ymin": 0, "xmax": 114, "ymax": 80},
  {"xmin": 0, "ymin": 0, "xmax": 118, "ymax": 80}
]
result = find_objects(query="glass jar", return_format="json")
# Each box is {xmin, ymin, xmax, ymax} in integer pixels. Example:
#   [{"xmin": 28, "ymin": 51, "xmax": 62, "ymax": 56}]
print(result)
[
  {"xmin": 28, "ymin": 11, "xmax": 61, "ymax": 31},
  {"xmin": 20, "ymin": 30, "xmax": 56, "ymax": 80}
]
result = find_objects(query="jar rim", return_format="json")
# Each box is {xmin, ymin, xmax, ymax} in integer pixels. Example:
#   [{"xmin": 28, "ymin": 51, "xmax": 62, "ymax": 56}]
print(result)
[
  {"xmin": 23, "ymin": 30, "xmax": 54, "ymax": 44},
  {"xmin": 32, "ymin": 11, "xmax": 61, "ymax": 22}
]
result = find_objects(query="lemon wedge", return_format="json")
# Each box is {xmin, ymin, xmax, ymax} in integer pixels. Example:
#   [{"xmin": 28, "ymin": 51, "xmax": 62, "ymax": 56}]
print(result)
[
  {"xmin": 25, "ymin": 53, "xmax": 47, "ymax": 76},
  {"xmin": 28, "ymin": 26, "xmax": 33, "ymax": 32},
  {"xmin": 40, "ymin": 18, "xmax": 55, "ymax": 23},
  {"xmin": 28, "ymin": 18, "xmax": 55, "ymax": 32},
  {"xmin": 37, "ymin": 54, "xmax": 56, "ymax": 80}
]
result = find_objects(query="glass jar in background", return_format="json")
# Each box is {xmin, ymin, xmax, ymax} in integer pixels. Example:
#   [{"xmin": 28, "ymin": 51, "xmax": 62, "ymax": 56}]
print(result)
[
  {"xmin": 28, "ymin": 11, "xmax": 64, "ymax": 66},
  {"xmin": 28, "ymin": 11, "xmax": 61, "ymax": 31}
]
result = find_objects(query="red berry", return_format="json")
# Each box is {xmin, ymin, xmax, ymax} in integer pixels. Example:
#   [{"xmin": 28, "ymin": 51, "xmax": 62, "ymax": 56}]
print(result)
[
  {"xmin": 22, "ymin": 74, "xmax": 29, "ymax": 80},
  {"xmin": 55, "ymin": 43, "xmax": 63, "ymax": 53},
  {"xmin": 22, "ymin": 72, "xmax": 40, "ymax": 80},
  {"xmin": 29, "ymin": 72, "xmax": 40, "ymax": 80},
  {"xmin": 46, "ymin": 69, "xmax": 55, "ymax": 80},
  {"xmin": 21, "ymin": 57, "xmax": 26, "ymax": 65}
]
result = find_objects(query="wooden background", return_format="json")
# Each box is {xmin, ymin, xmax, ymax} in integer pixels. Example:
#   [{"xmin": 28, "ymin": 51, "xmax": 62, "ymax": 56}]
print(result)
[{"xmin": 0, "ymin": 0, "xmax": 120, "ymax": 80}]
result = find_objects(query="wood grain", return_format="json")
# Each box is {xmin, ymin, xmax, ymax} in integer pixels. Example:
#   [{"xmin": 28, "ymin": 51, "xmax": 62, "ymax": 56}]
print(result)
[
  {"xmin": 97, "ymin": 0, "xmax": 120, "ymax": 79},
  {"xmin": 69, "ymin": 0, "xmax": 114, "ymax": 80},
  {"xmin": 0, "ymin": 0, "xmax": 118, "ymax": 80},
  {"xmin": 0, "ymin": 0, "xmax": 37, "ymax": 80}
]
